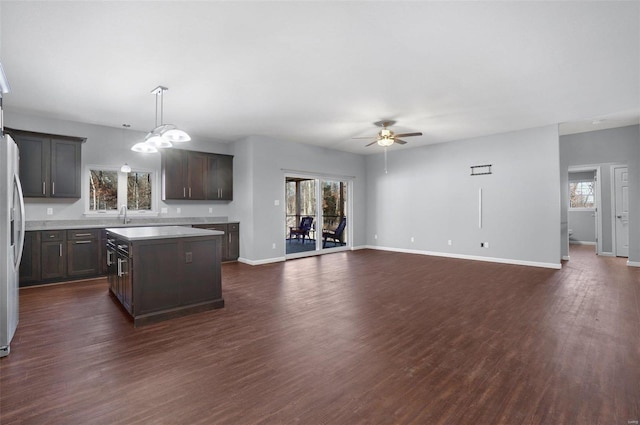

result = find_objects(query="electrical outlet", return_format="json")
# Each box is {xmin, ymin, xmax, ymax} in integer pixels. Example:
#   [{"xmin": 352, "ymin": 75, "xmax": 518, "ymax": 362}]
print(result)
[
  {"xmin": 274, "ymin": 200, "xmax": 280, "ymax": 206},
  {"xmin": 374, "ymin": 234, "xmax": 378, "ymax": 240},
  {"xmin": 177, "ymin": 208, "xmax": 181, "ymax": 214},
  {"xmin": 209, "ymin": 207, "xmax": 213, "ymax": 213},
  {"xmin": 410, "ymin": 236, "xmax": 415, "ymax": 243},
  {"xmin": 272, "ymin": 243, "xmax": 276, "ymax": 249},
  {"xmin": 161, "ymin": 207, "xmax": 168, "ymax": 214},
  {"xmin": 46, "ymin": 208, "xmax": 53, "ymax": 215},
  {"xmin": 448, "ymin": 240, "xmax": 452, "ymax": 246},
  {"xmin": 185, "ymin": 252, "xmax": 192, "ymax": 263},
  {"xmin": 481, "ymin": 242, "xmax": 489, "ymax": 248}
]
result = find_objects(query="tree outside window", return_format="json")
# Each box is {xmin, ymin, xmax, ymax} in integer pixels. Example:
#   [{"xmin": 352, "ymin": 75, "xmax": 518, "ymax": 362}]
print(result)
[{"xmin": 569, "ymin": 181, "xmax": 595, "ymax": 208}]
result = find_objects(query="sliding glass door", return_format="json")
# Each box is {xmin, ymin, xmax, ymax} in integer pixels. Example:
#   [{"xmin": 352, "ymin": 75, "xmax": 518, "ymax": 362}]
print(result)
[
  {"xmin": 285, "ymin": 175, "xmax": 350, "ymax": 258},
  {"xmin": 320, "ymin": 180, "xmax": 348, "ymax": 250}
]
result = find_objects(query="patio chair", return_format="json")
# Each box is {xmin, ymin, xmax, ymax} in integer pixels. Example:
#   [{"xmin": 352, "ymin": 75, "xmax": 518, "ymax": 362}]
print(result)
[
  {"xmin": 289, "ymin": 216, "xmax": 314, "ymax": 243},
  {"xmin": 323, "ymin": 217, "xmax": 346, "ymax": 248}
]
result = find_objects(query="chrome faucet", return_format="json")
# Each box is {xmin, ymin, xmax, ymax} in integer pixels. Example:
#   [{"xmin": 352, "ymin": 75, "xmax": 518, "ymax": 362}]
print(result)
[{"xmin": 119, "ymin": 205, "xmax": 130, "ymax": 224}]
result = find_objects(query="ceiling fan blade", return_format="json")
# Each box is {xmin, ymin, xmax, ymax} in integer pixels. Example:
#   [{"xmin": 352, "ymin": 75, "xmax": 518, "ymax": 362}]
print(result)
[
  {"xmin": 394, "ymin": 132, "xmax": 422, "ymax": 138},
  {"xmin": 365, "ymin": 140, "xmax": 378, "ymax": 147},
  {"xmin": 374, "ymin": 120, "xmax": 396, "ymax": 128},
  {"xmin": 352, "ymin": 136, "xmax": 377, "ymax": 139},
  {"xmin": 394, "ymin": 139, "xmax": 408, "ymax": 145}
]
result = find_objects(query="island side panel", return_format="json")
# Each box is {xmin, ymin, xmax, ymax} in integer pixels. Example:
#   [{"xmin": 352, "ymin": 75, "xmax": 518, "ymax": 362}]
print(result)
[
  {"xmin": 181, "ymin": 236, "xmax": 223, "ymax": 305},
  {"xmin": 133, "ymin": 240, "xmax": 182, "ymax": 315}
]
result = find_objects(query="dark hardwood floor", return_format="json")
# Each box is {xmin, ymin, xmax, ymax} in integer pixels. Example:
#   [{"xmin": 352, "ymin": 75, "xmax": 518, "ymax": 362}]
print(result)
[{"xmin": 1, "ymin": 246, "xmax": 639, "ymax": 424}]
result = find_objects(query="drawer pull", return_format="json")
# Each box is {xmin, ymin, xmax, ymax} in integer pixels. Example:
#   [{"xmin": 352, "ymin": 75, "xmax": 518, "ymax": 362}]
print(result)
[
  {"xmin": 49, "ymin": 234, "xmax": 56, "ymax": 238},
  {"xmin": 75, "ymin": 240, "xmax": 92, "ymax": 244},
  {"xmin": 74, "ymin": 233, "xmax": 92, "ymax": 237}
]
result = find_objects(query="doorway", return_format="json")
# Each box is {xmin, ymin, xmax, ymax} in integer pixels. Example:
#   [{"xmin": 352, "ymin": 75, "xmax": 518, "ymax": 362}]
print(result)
[
  {"xmin": 612, "ymin": 166, "xmax": 629, "ymax": 258},
  {"xmin": 284, "ymin": 174, "xmax": 350, "ymax": 258},
  {"xmin": 567, "ymin": 166, "xmax": 602, "ymax": 255}
]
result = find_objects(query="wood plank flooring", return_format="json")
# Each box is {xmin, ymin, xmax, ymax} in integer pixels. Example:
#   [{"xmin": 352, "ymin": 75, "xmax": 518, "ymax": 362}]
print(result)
[{"xmin": 1, "ymin": 246, "xmax": 639, "ymax": 424}]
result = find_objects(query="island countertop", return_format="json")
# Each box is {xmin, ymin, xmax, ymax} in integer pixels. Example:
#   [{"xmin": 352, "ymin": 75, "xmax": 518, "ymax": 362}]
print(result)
[{"xmin": 105, "ymin": 225, "xmax": 224, "ymax": 241}]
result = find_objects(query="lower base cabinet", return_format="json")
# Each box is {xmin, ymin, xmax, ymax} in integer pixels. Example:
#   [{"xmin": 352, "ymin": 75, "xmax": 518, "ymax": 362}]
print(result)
[
  {"xmin": 19, "ymin": 231, "xmax": 41, "ymax": 286},
  {"xmin": 193, "ymin": 222, "xmax": 239, "ymax": 261},
  {"xmin": 20, "ymin": 228, "xmax": 102, "ymax": 287}
]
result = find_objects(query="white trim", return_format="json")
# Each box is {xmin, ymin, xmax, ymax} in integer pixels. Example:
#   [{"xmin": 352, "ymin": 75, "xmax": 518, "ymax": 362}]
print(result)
[
  {"xmin": 350, "ymin": 245, "xmax": 368, "ymax": 251},
  {"xmin": 611, "ymin": 165, "xmax": 628, "ymax": 258},
  {"xmin": 569, "ymin": 240, "xmax": 596, "ymax": 245},
  {"xmin": 598, "ymin": 252, "xmax": 615, "ymax": 257},
  {"xmin": 281, "ymin": 169, "xmax": 355, "ymax": 181},
  {"xmin": 562, "ymin": 255, "xmax": 570, "ymax": 261},
  {"xmin": 237, "ymin": 256, "xmax": 285, "ymax": 266},
  {"xmin": 627, "ymin": 261, "xmax": 640, "ymax": 267},
  {"xmin": 363, "ymin": 245, "xmax": 562, "ymax": 269}
]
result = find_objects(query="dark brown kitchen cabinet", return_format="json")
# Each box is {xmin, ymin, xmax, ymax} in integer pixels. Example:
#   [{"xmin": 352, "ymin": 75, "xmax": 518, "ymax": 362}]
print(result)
[
  {"xmin": 19, "ymin": 228, "xmax": 103, "ymax": 286},
  {"xmin": 193, "ymin": 222, "xmax": 239, "ymax": 261},
  {"xmin": 41, "ymin": 230, "xmax": 66, "ymax": 280},
  {"xmin": 161, "ymin": 150, "xmax": 207, "ymax": 200},
  {"xmin": 66, "ymin": 229, "xmax": 100, "ymax": 277},
  {"xmin": 5, "ymin": 128, "xmax": 85, "ymax": 198},
  {"xmin": 19, "ymin": 231, "xmax": 41, "ymax": 286},
  {"xmin": 207, "ymin": 154, "xmax": 233, "ymax": 200},
  {"xmin": 162, "ymin": 148, "xmax": 233, "ymax": 201}
]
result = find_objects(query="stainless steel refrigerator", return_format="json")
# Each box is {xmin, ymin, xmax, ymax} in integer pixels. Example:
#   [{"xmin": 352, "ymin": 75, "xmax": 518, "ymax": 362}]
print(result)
[{"xmin": 0, "ymin": 62, "xmax": 24, "ymax": 358}]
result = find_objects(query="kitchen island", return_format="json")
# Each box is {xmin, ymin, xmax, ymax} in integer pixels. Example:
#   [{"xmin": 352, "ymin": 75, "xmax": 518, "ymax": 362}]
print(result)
[{"xmin": 105, "ymin": 226, "xmax": 225, "ymax": 326}]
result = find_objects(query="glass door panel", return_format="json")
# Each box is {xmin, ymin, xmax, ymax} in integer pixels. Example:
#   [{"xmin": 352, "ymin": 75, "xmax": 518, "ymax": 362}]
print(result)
[
  {"xmin": 320, "ymin": 180, "xmax": 348, "ymax": 250},
  {"xmin": 285, "ymin": 177, "xmax": 318, "ymax": 255}
]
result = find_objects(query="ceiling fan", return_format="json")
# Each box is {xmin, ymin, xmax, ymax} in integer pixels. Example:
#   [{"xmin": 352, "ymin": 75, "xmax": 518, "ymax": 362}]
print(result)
[{"xmin": 353, "ymin": 120, "xmax": 423, "ymax": 147}]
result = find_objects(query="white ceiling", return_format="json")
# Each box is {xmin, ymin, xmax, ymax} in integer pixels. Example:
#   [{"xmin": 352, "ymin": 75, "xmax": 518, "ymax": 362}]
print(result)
[{"xmin": 1, "ymin": 1, "xmax": 638, "ymax": 154}]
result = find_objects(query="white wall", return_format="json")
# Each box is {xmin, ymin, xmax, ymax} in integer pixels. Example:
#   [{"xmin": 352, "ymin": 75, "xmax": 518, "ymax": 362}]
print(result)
[
  {"xmin": 365, "ymin": 125, "xmax": 561, "ymax": 268},
  {"xmin": 559, "ymin": 125, "xmax": 640, "ymax": 262},
  {"xmin": 230, "ymin": 136, "xmax": 366, "ymax": 264},
  {"xmin": 5, "ymin": 111, "xmax": 235, "ymax": 221}
]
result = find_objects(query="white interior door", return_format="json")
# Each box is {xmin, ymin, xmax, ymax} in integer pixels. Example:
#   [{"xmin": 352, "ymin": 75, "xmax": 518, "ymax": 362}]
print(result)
[{"xmin": 614, "ymin": 167, "xmax": 629, "ymax": 258}]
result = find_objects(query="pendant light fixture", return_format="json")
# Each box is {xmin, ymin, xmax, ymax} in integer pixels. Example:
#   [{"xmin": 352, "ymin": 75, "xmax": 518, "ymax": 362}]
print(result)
[{"xmin": 131, "ymin": 85, "xmax": 190, "ymax": 152}]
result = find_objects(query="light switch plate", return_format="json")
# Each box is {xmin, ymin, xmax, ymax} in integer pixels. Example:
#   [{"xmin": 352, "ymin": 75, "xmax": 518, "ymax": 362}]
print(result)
[{"xmin": 46, "ymin": 208, "xmax": 53, "ymax": 215}]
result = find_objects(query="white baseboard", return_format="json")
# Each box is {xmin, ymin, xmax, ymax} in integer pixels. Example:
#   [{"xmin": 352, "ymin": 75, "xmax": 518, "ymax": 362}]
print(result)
[
  {"xmin": 627, "ymin": 260, "xmax": 640, "ymax": 267},
  {"xmin": 569, "ymin": 241, "xmax": 596, "ymax": 246},
  {"xmin": 237, "ymin": 256, "xmax": 285, "ymax": 266},
  {"xmin": 598, "ymin": 252, "xmax": 615, "ymax": 257},
  {"xmin": 562, "ymin": 255, "xmax": 570, "ymax": 261},
  {"xmin": 350, "ymin": 245, "xmax": 368, "ymax": 251},
  {"xmin": 363, "ymin": 245, "xmax": 561, "ymax": 270}
]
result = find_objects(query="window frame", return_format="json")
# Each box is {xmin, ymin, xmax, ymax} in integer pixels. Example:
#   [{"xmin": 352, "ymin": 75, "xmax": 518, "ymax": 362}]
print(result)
[
  {"xmin": 84, "ymin": 165, "xmax": 159, "ymax": 217},
  {"xmin": 568, "ymin": 180, "xmax": 596, "ymax": 211}
]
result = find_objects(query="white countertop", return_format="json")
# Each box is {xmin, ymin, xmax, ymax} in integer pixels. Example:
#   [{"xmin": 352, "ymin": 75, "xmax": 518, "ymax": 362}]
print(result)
[{"xmin": 105, "ymin": 226, "xmax": 224, "ymax": 241}]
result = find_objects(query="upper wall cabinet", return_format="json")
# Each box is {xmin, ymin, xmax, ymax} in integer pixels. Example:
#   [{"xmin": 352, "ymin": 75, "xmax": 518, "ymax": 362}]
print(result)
[
  {"xmin": 207, "ymin": 154, "xmax": 233, "ymax": 201},
  {"xmin": 6, "ymin": 128, "xmax": 85, "ymax": 198},
  {"xmin": 161, "ymin": 148, "xmax": 233, "ymax": 201}
]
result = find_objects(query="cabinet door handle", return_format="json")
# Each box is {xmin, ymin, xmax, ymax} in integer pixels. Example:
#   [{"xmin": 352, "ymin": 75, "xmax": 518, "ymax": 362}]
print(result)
[
  {"xmin": 74, "ymin": 233, "xmax": 92, "ymax": 237},
  {"xmin": 59, "ymin": 243, "xmax": 62, "ymax": 257},
  {"xmin": 183, "ymin": 187, "xmax": 186, "ymax": 198},
  {"xmin": 42, "ymin": 181, "xmax": 46, "ymax": 195},
  {"xmin": 189, "ymin": 187, "xmax": 192, "ymax": 198},
  {"xmin": 52, "ymin": 182, "xmax": 55, "ymax": 195},
  {"xmin": 117, "ymin": 258, "xmax": 123, "ymax": 277},
  {"xmin": 106, "ymin": 251, "xmax": 113, "ymax": 266},
  {"xmin": 74, "ymin": 240, "xmax": 92, "ymax": 244},
  {"xmin": 49, "ymin": 234, "xmax": 56, "ymax": 238}
]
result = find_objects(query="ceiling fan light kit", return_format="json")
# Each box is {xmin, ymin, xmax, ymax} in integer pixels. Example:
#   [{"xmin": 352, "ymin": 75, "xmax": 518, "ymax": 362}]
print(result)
[
  {"xmin": 355, "ymin": 119, "xmax": 422, "ymax": 148},
  {"xmin": 131, "ymin": 85, "xmax": 190, "ymax": 153}
]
